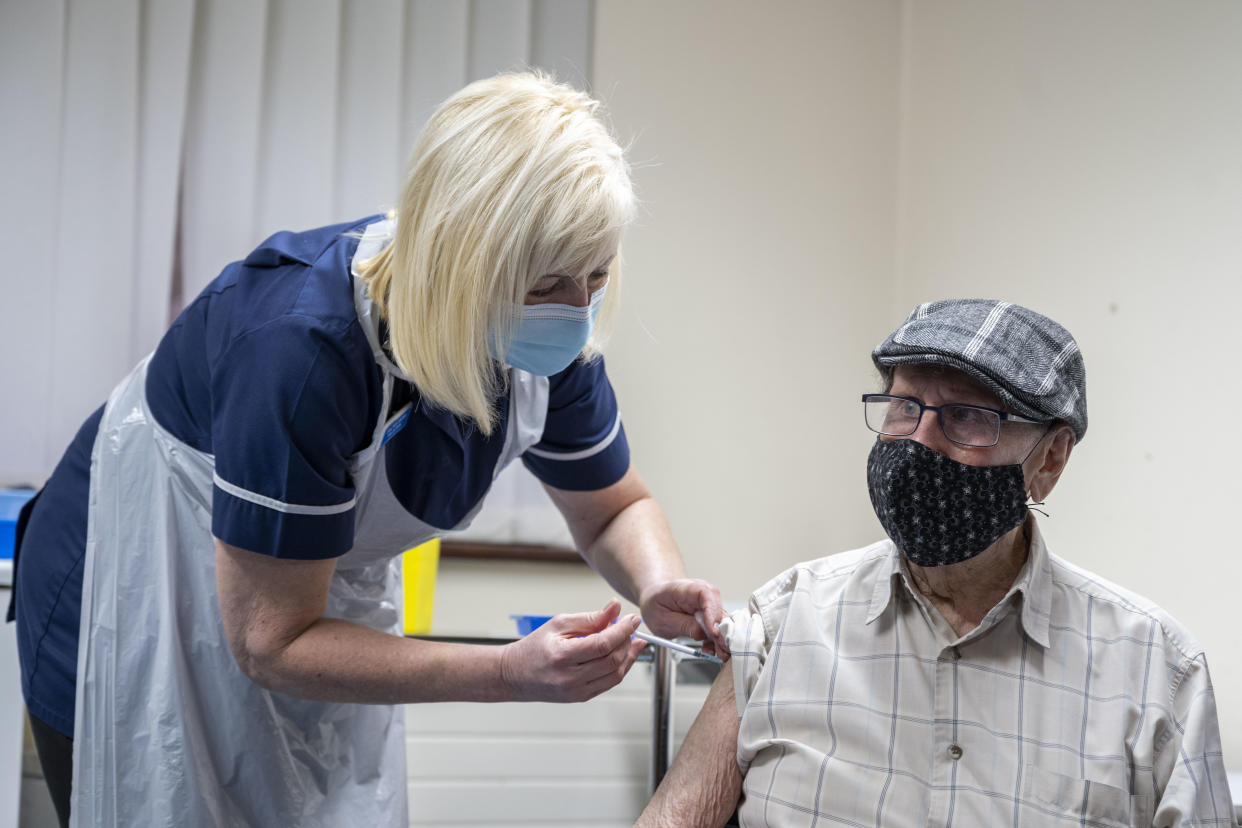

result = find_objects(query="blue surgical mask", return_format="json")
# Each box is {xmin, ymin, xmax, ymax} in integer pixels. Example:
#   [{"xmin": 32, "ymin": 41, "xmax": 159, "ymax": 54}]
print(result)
[{"xmin": 495, "ymin": 287, "xmax": 606, "ymax": 376}]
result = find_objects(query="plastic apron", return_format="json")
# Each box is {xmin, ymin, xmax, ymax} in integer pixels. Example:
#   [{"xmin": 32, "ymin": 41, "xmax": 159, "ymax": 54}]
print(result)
[{"xmin": 70, "ymin": 221, "xmax": 549, "ymax": 827}]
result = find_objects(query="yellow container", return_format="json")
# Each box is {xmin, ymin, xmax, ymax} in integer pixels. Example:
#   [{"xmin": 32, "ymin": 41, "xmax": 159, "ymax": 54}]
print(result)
[{"xmin": 401, "ymin": 538, "xmax": 440, "ymax": 634}]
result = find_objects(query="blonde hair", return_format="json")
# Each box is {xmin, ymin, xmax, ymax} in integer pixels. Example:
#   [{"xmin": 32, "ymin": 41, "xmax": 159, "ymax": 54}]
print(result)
[{"xmin": 359, "ymin": 72, "xmax": 635, "ymax": 435}]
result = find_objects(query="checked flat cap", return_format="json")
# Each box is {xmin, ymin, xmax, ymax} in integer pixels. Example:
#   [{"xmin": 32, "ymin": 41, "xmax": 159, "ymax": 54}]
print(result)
[{"xmin": 872, "ymin": 299, "xmax": 1088, "ymax": 442}]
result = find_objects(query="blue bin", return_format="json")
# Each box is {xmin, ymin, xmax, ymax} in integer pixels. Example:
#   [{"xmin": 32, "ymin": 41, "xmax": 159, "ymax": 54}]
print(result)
[
  {"xmin": 509, "ymin": 614, "xmax": 553, "ymax": 636},
  {"xmin": 1, "ymin": 489, "xmax": 37, "ymax": 560}
]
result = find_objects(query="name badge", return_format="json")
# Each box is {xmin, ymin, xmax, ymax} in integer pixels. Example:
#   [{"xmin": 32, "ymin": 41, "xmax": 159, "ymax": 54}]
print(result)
[{"xmin": 382, "ymin": 404, "xmax": 412, "ymax": 446}]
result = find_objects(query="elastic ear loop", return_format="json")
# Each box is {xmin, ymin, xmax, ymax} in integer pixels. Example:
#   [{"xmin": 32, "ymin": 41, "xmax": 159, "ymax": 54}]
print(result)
[{"xmin": 1022, "ymin": 424, "xmax": 1055, "ymax": 517}]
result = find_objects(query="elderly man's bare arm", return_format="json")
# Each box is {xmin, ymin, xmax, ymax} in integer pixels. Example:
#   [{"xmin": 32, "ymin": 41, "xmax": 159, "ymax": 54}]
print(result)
[{"xmin": 636, "ymin": 666, "xmax": 743, "ymax": 827}]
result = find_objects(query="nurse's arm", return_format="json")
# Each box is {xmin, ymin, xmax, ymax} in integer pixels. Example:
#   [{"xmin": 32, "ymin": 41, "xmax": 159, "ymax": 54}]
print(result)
[
  {"xmin": 214, "ymin": 539, "xmax": 643, "ymax": 703},
  {"xmin": 636, "ymin": 665, "xmax": 743, "ymax": 827},
  {"xmin": 543, "ymin": 463, "xmax": 727, "ymax": 654}
]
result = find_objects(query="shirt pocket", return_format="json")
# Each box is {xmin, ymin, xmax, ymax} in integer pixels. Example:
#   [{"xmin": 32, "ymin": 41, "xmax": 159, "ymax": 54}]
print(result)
[{"xmin": 1021, "ymin": 765, "xmax": 1152, "ymax": 828}]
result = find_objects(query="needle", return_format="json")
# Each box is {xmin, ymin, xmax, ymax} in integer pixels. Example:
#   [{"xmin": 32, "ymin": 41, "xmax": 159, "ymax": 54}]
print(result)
[{"xmin": 632, "ymin": 630, "xmax": 723, "ymax": 664}]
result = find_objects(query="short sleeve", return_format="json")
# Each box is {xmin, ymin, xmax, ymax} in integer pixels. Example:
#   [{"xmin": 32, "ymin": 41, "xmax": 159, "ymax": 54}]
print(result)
[
  {"xmin": 720, "ymin": 565, "xmax": 800, "ymax": 719},
  {"xmin": 521, "ymin": 355, "xmax": 630, "ymax": 491},
  {"xmin": 210, "ymin": 317, "xmax": 376, "ymax": 559},
  {"xmin": 721, "ymin": 608, "xmax": 769, "ymax": 719}
]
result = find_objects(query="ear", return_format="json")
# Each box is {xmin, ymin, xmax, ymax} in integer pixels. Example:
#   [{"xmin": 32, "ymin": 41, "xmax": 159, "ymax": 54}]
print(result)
[{"xmin": 1025, "ymin": 425, "xmax": 1074, "ymax": 502}]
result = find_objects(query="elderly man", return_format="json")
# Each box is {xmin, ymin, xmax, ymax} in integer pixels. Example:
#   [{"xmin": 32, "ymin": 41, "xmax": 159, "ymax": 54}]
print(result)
[{"xmin": 639, "ymin": 300, "xmax": 1233, "ymax": 827}]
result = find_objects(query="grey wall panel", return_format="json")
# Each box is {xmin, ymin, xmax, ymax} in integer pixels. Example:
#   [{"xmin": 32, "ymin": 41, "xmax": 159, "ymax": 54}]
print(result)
[
  {"xmin": 532, "ymin": 0, "xmax": 592, "ymax": 90},
  {"xmin": 468, "ymin": 0, "xmax": 532, "ymax": 81},
  {"xmin": 401, "ymin": 0, "xmax": 470, "ymax": 158},
  {"xmin": 337, "ymin": 0, "xmax": 405, "ymax": 217},
  {"xmin": 179, "ymin": 0, "xmax": 269, "ymax": 302},
  {"xmin": 254, "ymin": 0, "xmax": 343, "ymax": 236},
  {"xmin": 0, "ymin": 0, "xmax": 65, "ymax": 482},
  {"xmin": 49, "ymin": 0, "xmax": 141, "ymax": 458},
  {"xmin": 131, "ymin": 0, "xmax": 194, "ymax": 361}
]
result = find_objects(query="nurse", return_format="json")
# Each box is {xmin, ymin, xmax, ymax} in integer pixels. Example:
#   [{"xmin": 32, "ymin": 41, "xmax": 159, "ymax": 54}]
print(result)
[{"xmin": 9, "ymin": 72, "xmax": 726, "ymax": 827}]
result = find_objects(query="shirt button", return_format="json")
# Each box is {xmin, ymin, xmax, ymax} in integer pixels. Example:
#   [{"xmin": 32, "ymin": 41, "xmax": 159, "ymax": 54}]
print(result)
[
  {"xmin": 951, "ymin": 647, "xmax": 961, "ymax": 660},
  {"xmin": 948, "ymin": 744, "xmax": 963, "ymax": 760}
]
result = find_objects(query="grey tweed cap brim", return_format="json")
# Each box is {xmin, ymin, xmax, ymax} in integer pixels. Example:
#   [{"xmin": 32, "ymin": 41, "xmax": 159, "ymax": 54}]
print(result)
[{"xmin": 872, "ymin": 299, "xmax": 1088, "ymax": 442}]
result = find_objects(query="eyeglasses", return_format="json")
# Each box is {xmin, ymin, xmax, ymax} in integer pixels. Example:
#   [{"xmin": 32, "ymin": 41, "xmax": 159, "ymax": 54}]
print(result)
[{"xmin": 861, "ymin": 393, "xmax": 1045, "ymax": 448}]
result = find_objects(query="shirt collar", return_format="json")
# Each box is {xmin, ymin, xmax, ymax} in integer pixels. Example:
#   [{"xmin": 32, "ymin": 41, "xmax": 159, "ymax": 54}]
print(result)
[
  {"xmin": 1014, "ymin": 516, "xmax": 1053, "ymax": 647},
  {"xmin": 866, "ymin": 546, "xmax": 904, "ymax": 625},
  {"xmin": 866, "ymin": 514, "xmax": 1053, "ymax": 648}
]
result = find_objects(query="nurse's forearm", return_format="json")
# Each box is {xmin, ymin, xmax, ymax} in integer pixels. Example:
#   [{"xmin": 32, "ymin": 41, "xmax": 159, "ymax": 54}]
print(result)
[
  {"xmin": 546, "ymin": 466, "xmax": 686, "ymax": 602},
  {"xmin": 218, "ymin": 539, "xmax": 634, "ymax": 704},
  {"xmin": 583, "ymin": 497, "xmax": 727, "ymax": 650},
  {"xmin": 216, "ymin": 540, "xmax": 511, "ymax": 703},
  {"xmin": 246, "ymin": 618, "xmax": 515, "ymax": 704},
  {"xmin": 545, "ymin": 468, "xmax": 725, "ymax": 649},
  {"xmin": 580, "ymin": 494, "xmax": 686, "ymax": 602},
  {"xmin": 243, "ymin": 606, "xmax": 644, "ymax": 705}
]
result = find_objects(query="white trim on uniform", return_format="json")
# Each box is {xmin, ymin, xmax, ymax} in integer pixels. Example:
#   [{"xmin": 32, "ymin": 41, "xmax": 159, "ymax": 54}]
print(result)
[
  {"xmin": 212, "ymin": 472, "xmax": 356, "ymax": 515},
  {"xmin": 524, "ymin": 414, "xmax": 622, "ymax": 462}
]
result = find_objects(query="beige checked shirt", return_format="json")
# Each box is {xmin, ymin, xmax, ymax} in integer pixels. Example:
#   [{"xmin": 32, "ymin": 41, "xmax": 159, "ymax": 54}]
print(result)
[{"xmin": 722, "ymin": 517, "xmax": 1234, "ymax": 827}]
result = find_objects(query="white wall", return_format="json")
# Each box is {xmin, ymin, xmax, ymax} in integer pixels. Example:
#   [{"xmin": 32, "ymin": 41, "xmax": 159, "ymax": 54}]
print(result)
[
  {"xmin": 596, "ymin": 0, "xmax": 903, "ymax": 596},
  {"xmin": 897, "ymin": 0, "xmax": 1242, "ymax": 774}
]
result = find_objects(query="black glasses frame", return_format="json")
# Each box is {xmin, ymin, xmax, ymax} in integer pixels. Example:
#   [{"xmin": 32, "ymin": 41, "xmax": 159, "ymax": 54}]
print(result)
[{"xmin": 861, "ymin": 393, "xmax": 1045, "ymax": 448}]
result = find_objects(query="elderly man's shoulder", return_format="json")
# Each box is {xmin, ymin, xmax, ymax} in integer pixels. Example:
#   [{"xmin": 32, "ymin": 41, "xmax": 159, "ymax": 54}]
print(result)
[
  {"xmin": 1046, "ymin": 553, "xmax": 1206, "ymax": 661},
  {"xmin": 749, "ymin": 539, "xmax": 895, "ymax": 614}
]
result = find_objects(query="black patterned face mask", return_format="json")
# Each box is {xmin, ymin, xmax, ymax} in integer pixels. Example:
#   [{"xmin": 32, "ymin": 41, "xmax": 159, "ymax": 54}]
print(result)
[{"xmin": 866, "ymin": 438, "xmax": 1029, "ymax": 567}]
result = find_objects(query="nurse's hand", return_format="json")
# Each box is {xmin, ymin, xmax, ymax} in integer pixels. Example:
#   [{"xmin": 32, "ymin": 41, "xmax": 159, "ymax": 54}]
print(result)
[
  {"xmin": 639, "ymin": 579, "xmax": 729, "ymax": 658},
  {"xmin": 499, "ymin": 599, "xmax": 645, "ymax": 702}
]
